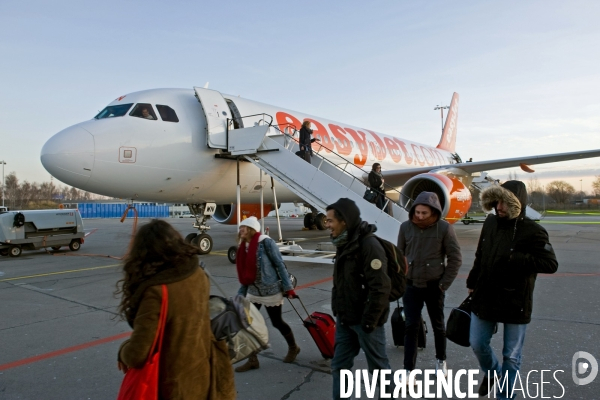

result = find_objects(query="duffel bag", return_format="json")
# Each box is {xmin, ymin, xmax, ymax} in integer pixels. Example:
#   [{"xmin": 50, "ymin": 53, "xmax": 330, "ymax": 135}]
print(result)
[{"xmin": 446, "ymin": 296, "xmax": 472, "ymax": 347}]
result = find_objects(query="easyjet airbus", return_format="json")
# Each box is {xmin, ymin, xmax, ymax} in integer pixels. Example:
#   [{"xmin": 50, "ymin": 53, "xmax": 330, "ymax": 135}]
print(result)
[{"xmin": 40, "ymin": 88, "xmax": 600, "ymax": 253}]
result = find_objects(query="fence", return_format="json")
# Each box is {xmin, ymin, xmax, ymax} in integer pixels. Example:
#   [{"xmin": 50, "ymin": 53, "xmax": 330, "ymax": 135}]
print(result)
[{"xmin": 76, "ymin": 203, "xmax": 170, "ymax": 219}]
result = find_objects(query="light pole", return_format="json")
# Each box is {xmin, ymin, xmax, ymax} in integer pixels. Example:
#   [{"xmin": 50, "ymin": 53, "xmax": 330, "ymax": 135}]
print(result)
[
  {"xmin": 0, "ymin": 160, "xmax": 6, "ymax": 208},
  {"xmin": 434, "ymin": 104, "xmax": 449, "ymax": 133},
  {"xmin": 580, "ymin": 179, "xmax": 583, "ymax": 201}
]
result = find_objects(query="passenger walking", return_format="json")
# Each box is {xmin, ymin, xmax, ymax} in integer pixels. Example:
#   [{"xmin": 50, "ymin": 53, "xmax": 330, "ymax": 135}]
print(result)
[
  {"xmin": 368, "ymin": 163, "xmax": 386, "ymax": 211},
  {"xmin": 467, "ymin": 181, "xmax": 558, "ymax": 399},
  {"xmin": 298, "ymin": 120, "xmax": 313, "ymax": 163},
  {"xmin": 234, "ymin": 216, "xmax": 300, "ymax": 372},
  {"xmin": 397, "ymin": 191, "xmax": 462, "ymax": 378},
  {"xmin": 116, "ymin": 219, "xmax": 235, "ymax": 399},
  {"xmin": 327, "ymin": 198, "xmax": 392, "ymax": 400}
]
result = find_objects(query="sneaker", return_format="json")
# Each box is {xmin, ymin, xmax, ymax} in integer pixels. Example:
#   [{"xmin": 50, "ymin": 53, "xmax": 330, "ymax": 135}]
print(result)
[
  {"xmin": 435, "ymin": 359, "xmax": 448, "ymax": 378},
  {"xmin": 478, "ymin": 375, "xmax": 493, "ymax": 397}
]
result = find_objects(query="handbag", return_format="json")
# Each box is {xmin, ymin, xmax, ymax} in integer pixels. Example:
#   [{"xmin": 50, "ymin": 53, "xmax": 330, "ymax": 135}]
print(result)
[
  {"xmin": 446, "ymin": 295, "xmax": 471, "ymax": 347},
  {"xmin": 117, "ymin": 285, "xmax": 168, "ymax": 400},
  {"xmin": 363, "ymin": 188, "xmax": 378, "ymax": 203},
  {"xmin": 263, "ymin": 238, "xmax": 298, "ymax": 290}
]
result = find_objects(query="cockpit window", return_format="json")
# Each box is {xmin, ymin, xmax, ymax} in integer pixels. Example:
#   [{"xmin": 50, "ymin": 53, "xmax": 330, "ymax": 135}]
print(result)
[
  {"xmin": 156, "ymin": 105, "xmax": 179, "ymax": 123},
  {"xmin": 94, "ymin": 104, "xmax": 133, "ymax": 119},
  {"xmin": 129, "ymin": 103, "xmax": 157, "ymax": 120}
]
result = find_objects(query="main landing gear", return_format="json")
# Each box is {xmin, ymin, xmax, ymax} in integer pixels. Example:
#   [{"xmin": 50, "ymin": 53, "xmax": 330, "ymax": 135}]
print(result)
[
  {"xmin": 303, "ymin": 205, "xmax": 326, "ymax": 230},
  {"xmin": 184, "ymin": 203, "xmax": 216, "ymax": 255}
]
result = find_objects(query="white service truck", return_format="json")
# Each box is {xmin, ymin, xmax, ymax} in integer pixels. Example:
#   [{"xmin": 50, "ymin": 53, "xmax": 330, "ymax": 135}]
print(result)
[{"xmin": 0, "ymin": 209, "xmax": 85, "ymax": 257}]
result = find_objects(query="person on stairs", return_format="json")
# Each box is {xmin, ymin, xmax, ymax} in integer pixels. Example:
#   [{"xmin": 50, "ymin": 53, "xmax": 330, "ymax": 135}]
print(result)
[{"xmin": 234, "ymin": 217, "xmax": 300, "ymax": 372}]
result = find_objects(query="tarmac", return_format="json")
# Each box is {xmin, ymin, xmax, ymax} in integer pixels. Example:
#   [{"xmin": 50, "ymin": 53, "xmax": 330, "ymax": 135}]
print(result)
[{"xmin": 0, "ymin": 215, "xmax": 598, "ymax": 399}]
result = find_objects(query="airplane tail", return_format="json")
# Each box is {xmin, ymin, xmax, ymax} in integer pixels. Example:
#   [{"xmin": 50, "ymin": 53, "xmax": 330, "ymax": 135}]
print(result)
[{"xmin": 436, "ymin": 92, "xmax": 459, "ymax": 153}]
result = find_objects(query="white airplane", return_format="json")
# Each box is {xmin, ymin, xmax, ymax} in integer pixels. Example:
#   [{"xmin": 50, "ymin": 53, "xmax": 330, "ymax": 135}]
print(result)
[{"xmin": 40, "ymin": 88, "xmax": 600, "ymax": 253}]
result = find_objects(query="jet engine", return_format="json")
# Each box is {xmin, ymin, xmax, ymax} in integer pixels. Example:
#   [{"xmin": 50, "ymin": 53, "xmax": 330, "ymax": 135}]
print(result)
[
  {"xmin": 399, "ymin": 173, "xmax": 472, "ymax": 223},
  {"xmin": 213, "ymin": 204, "xmax": 275, "ymax": 225}
]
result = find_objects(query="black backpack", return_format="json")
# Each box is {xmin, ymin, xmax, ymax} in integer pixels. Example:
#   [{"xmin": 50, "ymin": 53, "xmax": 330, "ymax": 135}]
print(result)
[{"xmin": 365, "ymin": 234, "xmax": 407, "ymax": 302}]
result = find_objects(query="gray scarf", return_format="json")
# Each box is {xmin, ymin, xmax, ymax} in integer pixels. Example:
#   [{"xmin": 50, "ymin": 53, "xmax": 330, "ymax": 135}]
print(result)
[{"xmin": 331, "ymin": 230, "xmax": 349, "ymax": 247}]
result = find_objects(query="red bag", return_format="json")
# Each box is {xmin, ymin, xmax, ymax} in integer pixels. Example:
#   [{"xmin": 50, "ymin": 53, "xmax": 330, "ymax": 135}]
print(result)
[
  {"xmin": 117, "ymin": 285, "xmax": 168, "ymax": 400},
  {"xmin": 289, "ymin": 297, "xmax": 336, "ymax": 359}
]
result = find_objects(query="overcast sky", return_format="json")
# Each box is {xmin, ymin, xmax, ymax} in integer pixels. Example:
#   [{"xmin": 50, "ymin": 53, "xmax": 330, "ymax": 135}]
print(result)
[{"xmin": 1, "ymin": 0, "xmax": 599, "ymax": 192}]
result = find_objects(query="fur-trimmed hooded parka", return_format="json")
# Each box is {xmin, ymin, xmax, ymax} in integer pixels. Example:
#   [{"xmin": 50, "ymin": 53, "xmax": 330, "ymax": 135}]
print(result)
[{"xmin": 466, "ymin": 181, "xmax": 558, "ymax": 324}]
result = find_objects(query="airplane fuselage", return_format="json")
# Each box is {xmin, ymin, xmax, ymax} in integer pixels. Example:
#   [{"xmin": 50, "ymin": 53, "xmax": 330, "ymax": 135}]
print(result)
[{"xmin": 41, "ymin": 88, "xmax": 455, "ymax": 206}]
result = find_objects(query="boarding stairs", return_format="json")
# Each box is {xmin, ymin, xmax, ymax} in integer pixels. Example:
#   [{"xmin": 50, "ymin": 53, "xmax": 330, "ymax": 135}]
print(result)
[{"xmin": 225, "ymin": 123, "xmax": 410, "ymax": 244}]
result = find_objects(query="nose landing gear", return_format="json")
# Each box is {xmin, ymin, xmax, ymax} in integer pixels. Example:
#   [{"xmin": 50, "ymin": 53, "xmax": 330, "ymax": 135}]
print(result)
[{"xmin": 184, "ymin": 203, "xmax": 216, "ymax": 255}]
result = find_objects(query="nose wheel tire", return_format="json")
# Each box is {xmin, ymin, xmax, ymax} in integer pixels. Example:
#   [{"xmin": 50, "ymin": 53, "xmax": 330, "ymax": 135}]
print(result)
[
  {"xmin": 184, "ymin": 233, "xmax": 198, "ymax": 243},
  {"xmin": 192, "ymin": 233, "xmax": 213, "ymax": 255},
  {"xmin": 0, "ymin": 249, "xmax": 8, "ymax": 256},
  {"xmin": 9, "ymin": 246, "xmax": 22, "ymax": 257},
  {"xmin": 227, "ymin": 246, "xmax": 237, "ymax": 264},
  {"xmin": 69, "ymin": 240, "xmax": 81, "ymax": 251}
]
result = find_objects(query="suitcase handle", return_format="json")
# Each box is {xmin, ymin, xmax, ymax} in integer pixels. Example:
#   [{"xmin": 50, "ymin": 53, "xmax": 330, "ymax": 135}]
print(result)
[{"xmin": 287, "ymin": 296, "xmax": 314, "ymax": 324}]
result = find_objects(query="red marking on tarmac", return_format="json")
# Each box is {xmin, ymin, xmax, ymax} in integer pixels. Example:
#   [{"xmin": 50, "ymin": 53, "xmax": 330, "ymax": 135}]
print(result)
[
  {"xmin": 0, "ymin": 332, "xmax": 131, "ymax": 372},
  {"xmin": 539, "ymin": 272, "xmax": 600, "ymax": 277},
  {"xmin": 84, "ymin": 228, "xmax": 98, "ymax": 237},
  {"xmin": 455, "ymin": 272, "xmax": 599, "ymax": 279},
  {"xmin": 295, "ymin": 276, "xmax": 333, "ymax": 290},
  {"xmin": 0, "ymin": 276, "xmax": 333, "ymax": 371}
]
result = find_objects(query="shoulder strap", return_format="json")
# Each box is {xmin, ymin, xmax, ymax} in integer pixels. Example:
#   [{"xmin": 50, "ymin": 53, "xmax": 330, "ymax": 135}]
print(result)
[{"xmin": 147, "ymin": 285, "xmax": 168, "ymax": 359}]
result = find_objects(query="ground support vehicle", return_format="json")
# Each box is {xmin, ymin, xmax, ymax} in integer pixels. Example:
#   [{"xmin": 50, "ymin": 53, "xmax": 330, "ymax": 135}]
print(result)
[{"xmin": 0, "ymin": 209, "xmax": 85, "ymax": 257}]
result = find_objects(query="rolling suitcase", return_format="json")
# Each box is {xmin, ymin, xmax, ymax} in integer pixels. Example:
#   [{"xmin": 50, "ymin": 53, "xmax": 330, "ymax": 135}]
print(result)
[
  {"xmin": 290, "ymin": 297, "xmax": 336, "ymax": 359},
  {"xmin": 390, "ymin": 302, "xmax": 427, "ymax": 349}
]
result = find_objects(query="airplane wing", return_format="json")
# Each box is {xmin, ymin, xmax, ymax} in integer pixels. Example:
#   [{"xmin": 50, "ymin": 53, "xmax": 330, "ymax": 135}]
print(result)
[{"xmin": 381, "ymin": 148, "xmax": 600, "ymax": 187}]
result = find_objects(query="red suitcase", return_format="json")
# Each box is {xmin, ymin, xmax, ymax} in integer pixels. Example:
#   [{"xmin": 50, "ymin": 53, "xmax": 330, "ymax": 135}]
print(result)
[{"xmin": 290, "ymin": 297, "xmax": 336, "ymax": 359}]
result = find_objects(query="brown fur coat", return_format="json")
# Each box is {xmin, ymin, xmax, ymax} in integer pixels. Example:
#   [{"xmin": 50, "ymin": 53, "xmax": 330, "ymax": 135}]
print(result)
[{"xmin": 118, "ymin": 263, "xmax": 235, "ymax": 399}]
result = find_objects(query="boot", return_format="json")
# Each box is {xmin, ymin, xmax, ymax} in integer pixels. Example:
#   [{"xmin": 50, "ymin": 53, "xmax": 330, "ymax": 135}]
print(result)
[
  {"xmin": 235, "ymin": 354, "xmax": 259, "ymax": 372},
  {"xmin": 282, "ymin": 332, "xmax": 301, "ymax": 363}
]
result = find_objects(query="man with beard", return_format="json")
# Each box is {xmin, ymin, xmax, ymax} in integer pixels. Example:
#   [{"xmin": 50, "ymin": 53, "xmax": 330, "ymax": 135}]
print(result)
[
  {"xmin": 397, "ymin": 191, "xmax": 462, "ymax": 378},
  {"xmin": 467, "ymin": 181, "xmax": 558, "ymax": 399}
]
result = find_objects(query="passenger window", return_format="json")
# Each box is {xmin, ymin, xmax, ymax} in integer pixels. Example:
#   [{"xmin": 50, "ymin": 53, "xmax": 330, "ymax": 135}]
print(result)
[
  {"xmin": 156, "ymin": 105, "xmax": 179, "ymax": 123},
  {"xmin": 95, "ymin": 104, "xmax": 133, "ymax": 119},
  {"xmin": 129, "ymin": 104, "xmax": 157, "ymax": 120}
]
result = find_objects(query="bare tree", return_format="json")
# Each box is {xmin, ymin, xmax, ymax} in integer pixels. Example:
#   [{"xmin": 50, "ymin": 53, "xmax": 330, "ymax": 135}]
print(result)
[
  {"xmin": 592, "ymin": 175, "xmax": 600, "ymax": 197},
  {"xmin": 546, "ymin": 180, "xmax": 575, "ymax": 204},
  {"xmin": 5, "ymin": 172, "xmax": 19, "ymax": 209}
]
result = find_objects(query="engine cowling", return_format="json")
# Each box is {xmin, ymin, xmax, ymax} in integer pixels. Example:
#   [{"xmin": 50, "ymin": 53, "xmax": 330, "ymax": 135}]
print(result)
[
  {"xmin": 212, "ymin": 204, "xmax": 274, "ymax": 225},
  {"xmin": 399, "ymin": 173, "xmax": 471, "ymax": 223}
]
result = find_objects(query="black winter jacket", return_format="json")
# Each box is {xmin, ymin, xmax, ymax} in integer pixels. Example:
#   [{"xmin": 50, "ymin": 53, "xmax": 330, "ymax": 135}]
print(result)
[
  {"xmin": 466, "ymin": 181, "xmax": 558, "ymax": 324},
  {"xmin": 331, "ymin": 221, "xmax": 391, "ymax": 328},
  {"xmin": 299, "ymin": 126, "xmax": 312, "ymax": 151},
  {"xmin": 368, "ymin": 171, "xmax": 384, "ymax": 192}
]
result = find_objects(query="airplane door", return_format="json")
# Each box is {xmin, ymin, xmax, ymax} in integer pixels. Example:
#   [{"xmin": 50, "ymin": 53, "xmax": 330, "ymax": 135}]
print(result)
[{"xmin": 193, "ymin": 87, "xmax": 231, "ymax": 149}]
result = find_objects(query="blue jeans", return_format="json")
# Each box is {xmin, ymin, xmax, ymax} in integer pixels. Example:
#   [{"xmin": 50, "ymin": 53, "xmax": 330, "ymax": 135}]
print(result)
[
  {"xmin": 470, "ymin": 313, "xmax": 527, "ymax": 400},
  {"xmin": 331, "ymin": 318, "xmax": 391, "ymax": 400}
]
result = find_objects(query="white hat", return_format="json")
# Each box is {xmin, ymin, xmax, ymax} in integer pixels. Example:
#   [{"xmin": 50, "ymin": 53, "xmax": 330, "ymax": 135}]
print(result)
[{"xmin": 239, "ymin": 216, "xmax": 261, "ymax": 232}]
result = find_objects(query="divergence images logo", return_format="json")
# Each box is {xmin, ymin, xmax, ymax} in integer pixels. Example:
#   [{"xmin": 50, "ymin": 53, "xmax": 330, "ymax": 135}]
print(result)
[{"xmin": 572, "ymin": 351, "xmax": 598, "ymax": 386}]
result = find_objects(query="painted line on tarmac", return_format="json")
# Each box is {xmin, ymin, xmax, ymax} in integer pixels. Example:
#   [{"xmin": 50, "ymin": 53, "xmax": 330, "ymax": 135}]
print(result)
[
  {"xmin": 0, "ymin": 275, "xmax": 332, "ymax": 371},
  {"xmin": 0, "ymin": 264, "xmax": 120, "ymax": 282},
  {"xmin": 541, "ymin": 221, "xmax": 600, "ymax": 224},
  {"xmin": 0, "ymin": 332, "xmax": 131, "ymax": 372},
  {"xmin": 296, "ymin": 276, "xmax": 333, "ymax": 290}
]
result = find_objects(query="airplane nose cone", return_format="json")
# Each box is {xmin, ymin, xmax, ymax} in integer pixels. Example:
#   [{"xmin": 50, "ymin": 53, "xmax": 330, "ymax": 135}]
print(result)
[{"xmin": 41, "ymin": 125, "xmax": 95, "ymax": 188}]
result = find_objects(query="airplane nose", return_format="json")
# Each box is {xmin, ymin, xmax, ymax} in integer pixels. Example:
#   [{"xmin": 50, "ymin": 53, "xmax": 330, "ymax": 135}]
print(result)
[{"xmin": 41, "ymin": 125, "xmax": 95, "ymax": 188}]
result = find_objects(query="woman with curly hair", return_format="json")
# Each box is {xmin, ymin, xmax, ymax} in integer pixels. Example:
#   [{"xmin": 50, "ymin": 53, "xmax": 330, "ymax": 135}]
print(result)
[{"xmin": 116, "ymin": 219, "xmax": 234, "ymax": 399}]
